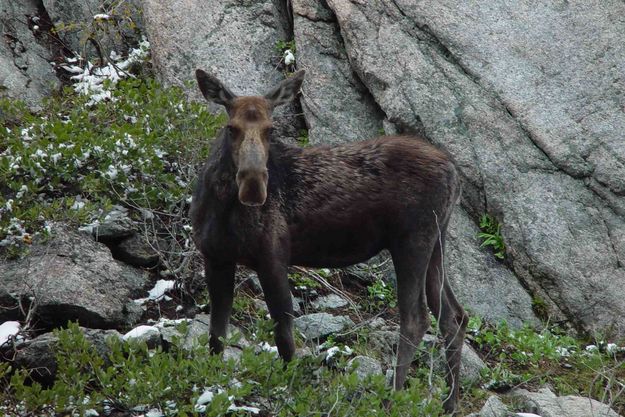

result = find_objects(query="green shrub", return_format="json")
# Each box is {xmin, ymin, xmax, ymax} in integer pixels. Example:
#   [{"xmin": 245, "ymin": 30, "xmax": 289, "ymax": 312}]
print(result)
[{"xmin": 0, "ymin": 77, "xmax": 225, "ymax": 255}]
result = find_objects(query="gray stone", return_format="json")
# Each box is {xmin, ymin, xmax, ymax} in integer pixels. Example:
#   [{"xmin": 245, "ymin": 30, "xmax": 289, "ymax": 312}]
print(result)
[
  {"xmin": 92, "ymin": 206, "xmax": 136, "ymax": 243},
  {"xmin": 158, "ymin": 314, "xmax": 248, "ymax": 351},
  {"xmin": 294, "ymin": 312, "xmax": 354, "ymax": 339},
  {"xmin": 310, "ymin": 293, "xmax": 349, "ymax": 310},
  {"xmin": 292, "ymin": 0, "xmax": 383, "ymax": 145},
  {"xmin": 142, "ymin": 0, "xmax": 302, "ymax": 141},
  {"xmin": 112, "ymin": 234, "xmax": 160, "ymax": 268},
  {"xmin": 418, "ymin": 334, "xmax": 487, "ymax": 384},
  {"xmin": 346, "ymin": 355, "xmax": 383, "ymax": 381},
  {"xmin": 0, "ymin": 225, "xmax": 149, "ymax": 329},
  {"xmin": 325, "ymin": 0, "xmax": 625, "ymax": 336},
  {"xmin": 476, "ymin": 395, "xmax": 510, "ymax": 417},
  {"xmin": 513, "ymin": 387, "xmax": 621, "ymax": 417},
  {"xmin": 12, "ymin": 327, "xmax": 122, "ymax": 383},
  {"xmin": 0, "ymin": 0, "xmax": 60, "ymax": 109}
]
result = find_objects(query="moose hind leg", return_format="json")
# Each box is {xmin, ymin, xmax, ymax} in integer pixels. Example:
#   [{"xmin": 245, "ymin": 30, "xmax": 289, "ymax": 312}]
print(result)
[
  {"xmin": 426, "ymin": 237, "xmax": 468, "ymax": 414},
  {"xmin": 390, "ymin": 237, "xmax": 435, "ymax": 390}
]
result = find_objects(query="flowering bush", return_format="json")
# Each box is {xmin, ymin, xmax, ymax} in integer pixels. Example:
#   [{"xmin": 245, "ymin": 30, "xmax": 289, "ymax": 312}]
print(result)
[{"xmin": 0, "ymin": 76, "xmax": 225, "ymax": 254}]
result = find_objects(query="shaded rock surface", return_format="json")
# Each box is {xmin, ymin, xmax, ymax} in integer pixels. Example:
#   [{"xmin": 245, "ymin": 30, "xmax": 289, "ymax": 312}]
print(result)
[
  {"xmin": 0, "ymin": 0, "xmax": 60, "ymax": 108},
  {"xmin": 12, "ymin": 328, "xmax": 122, "ymax": 383},
  {"xmin": 141, "ymin": 0, "xmax": 302, "ymax": 141},
  {"xmin": 0, "ymin": 226, "xmax": 148, "ymax": 329},
  {"xmin": 310, "ymin": 293, "xmax": 349, "ymax": 310},
  {"xmin": 324, "ymin": 0, "xmax": 625, "ymax": 336},
  {"xmin": 294, "ymin": 312, "xmax": 354, "ymax": 339},
  {"xmin": 446, "ymin": 209, "xmax": 540, "ymax": 328},
  {"xmin": 292, "ymin": 0, "xmax": 383, "ymax": 145}
]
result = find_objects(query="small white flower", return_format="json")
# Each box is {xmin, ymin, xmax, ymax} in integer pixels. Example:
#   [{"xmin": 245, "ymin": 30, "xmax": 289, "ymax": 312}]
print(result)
[
  {"xmin": 5, "ymin": 199, "xmax": 14, "ymax": 211},
  {"xmin": 284, "ymin": 49, "xmax": 295, "ymax": 65},
  {"xmin": 606, "ymin": 343, "xmax": 619, "ymax": 354},
  {"xmin": 585, "ymin": 344, "xmax": 598, "ymax": 353},
  {"xmin": 105, "ymin": 165, "xmax": 118, "ymax": 179},
  {"xmin": 71, "ymin": 200, "xmax": 85, "ymax": 210},
  {"xmin": 51, "ymin": 153, "xmax": 62, "ymax": 164}
]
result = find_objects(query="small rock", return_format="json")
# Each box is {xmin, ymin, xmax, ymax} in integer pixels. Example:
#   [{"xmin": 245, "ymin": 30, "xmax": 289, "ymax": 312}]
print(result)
[
  {"xmin": 347, "ymin": 355, "xmax": 383, "ymax": 381},
  {"xmin": 311, "ymin": 294, "xmax": 349, "ymax": 310},
  {"xmin": 294, "ymin": 312, "xmax": 354, "ymax": 339},
  {"xmin": 92, "ymin": 206, "xmax": 135, "ymax": 243},
  {"xmin": 477, "ymin": 395, "xmax": 510, "ymax": 417},
  {"xmin": 111, "ymin": 234, "xmax": 160, "ymax": 268}
]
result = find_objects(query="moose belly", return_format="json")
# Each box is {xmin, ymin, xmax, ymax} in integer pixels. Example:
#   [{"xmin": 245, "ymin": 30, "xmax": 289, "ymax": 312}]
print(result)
[{"xmin": 288, "ymin": 217, "xmax": 386, "ymax": 268}]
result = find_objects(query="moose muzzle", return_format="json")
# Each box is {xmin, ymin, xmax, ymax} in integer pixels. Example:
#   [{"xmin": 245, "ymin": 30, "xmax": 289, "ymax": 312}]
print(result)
[{"xmin": 236, "ymin": 137, "xmax": 269, "ymax": 206}]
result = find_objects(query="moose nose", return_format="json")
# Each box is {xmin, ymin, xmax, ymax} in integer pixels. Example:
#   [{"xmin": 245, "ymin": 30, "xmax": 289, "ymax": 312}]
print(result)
[
  {"xmin": 236, "ymin": 168, "xmax": 268, "ymax": 187},
  {"xmin": 236, "ymin": 168, "xmax": 269, "ymax": 206}
]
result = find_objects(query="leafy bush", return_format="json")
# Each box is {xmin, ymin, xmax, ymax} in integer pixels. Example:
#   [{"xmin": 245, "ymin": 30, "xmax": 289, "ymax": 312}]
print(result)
[
  {"xmin": 0, "ymin": 77, "xmax": 225, "ymax": 256},
  {"xmin": 3, "ymin": 323, "xmax": 447, "ymax": 417}
]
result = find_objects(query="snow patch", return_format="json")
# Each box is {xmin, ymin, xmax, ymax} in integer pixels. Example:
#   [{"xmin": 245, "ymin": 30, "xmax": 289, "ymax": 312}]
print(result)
[
  {"xmin": 123, "ymin": 325, "xmax": 160, "ymax": 341},
  {"xmin": 0, "ymin": 321, "xmax": 21, "ymax": 347}
]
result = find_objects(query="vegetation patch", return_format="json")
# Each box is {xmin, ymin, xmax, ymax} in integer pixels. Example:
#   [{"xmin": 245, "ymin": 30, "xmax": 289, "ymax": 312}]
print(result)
[
  {"xmin": 0, "ymin": 76, "xmax": 225, "ymax": 259},
  {"xmin": 478, "ymin": 214, "xmax": 506, "ymax": 259}
]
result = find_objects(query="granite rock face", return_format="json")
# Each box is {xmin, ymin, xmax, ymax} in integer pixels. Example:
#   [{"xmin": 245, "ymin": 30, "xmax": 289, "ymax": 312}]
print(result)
[
  {"xmin": 142, "ymin": 0, "xmax": 302, "ymax": 141},
  {"xmin": 324, "ymin": 0, "xmax": 625, "ymax": 336},
  {"xmin": 292, "ymin": 0, "xmax": 383, "ymax": 145},
  {"xmin": 0, "ymin": 0, "xmax": 60, "ymax": 108}
]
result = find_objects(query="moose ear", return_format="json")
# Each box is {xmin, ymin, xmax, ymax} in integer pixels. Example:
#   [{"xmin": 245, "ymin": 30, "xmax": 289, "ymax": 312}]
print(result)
[
  {"xmin": 195, "ymin": 69, "xmax": 237, "ymax": 107},
  {"xmin": 264, "ymin": 70, "xmax": 305, "ymax": 108}
]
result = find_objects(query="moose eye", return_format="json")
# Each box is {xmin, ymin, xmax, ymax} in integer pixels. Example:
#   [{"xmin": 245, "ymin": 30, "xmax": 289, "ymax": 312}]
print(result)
[{"xmin": 227, "ymin": 125, "xmax": 240, "ymax": 136}]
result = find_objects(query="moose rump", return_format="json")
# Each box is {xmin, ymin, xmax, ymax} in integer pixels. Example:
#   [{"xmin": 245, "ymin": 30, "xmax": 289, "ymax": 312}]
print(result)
[{"xmin": 190, "ymin": 69, "xmax": 468, "ymax": 414}]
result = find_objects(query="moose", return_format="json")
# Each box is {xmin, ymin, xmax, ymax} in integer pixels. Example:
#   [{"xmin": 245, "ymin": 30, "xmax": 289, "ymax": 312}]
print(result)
[{"xmin": 190, "ymin": 69, "xmax": 468, "ymax": 414}]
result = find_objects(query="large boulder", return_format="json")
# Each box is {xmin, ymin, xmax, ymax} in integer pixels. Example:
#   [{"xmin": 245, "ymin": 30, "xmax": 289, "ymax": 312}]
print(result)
[
  {"xmin": 292, "ymin": 0, "xmax": 383, "ymax": 145},
  {"xmin": 324, "ymin": 0, "xmax": 625, "ymax": 336},
  {"xmin": 0, "ymin": 226, "xmax": 149, "ymax": 329},
  {"xmin": 141, "ymin": 0, "xmax": 303, "ymax": 141},
  {"xmin": 0, "ymin": 0, "xmax": 60, "ymax": 108}
]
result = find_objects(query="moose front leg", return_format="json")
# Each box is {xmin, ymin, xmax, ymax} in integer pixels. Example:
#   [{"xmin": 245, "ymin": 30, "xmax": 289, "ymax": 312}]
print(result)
[
  {"xmin": 205, "ymin": 260, "xmax": 236, "ymax": 354},
  {"xmin": 256, "ymin": 260, "xmax": 295, "ymax": 361}
]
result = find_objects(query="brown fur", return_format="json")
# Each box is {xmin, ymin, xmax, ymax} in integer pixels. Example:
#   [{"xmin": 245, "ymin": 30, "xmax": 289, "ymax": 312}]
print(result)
[{"xmin": 191, "ymin": 69, "xmax": 468, "ymax": 414}]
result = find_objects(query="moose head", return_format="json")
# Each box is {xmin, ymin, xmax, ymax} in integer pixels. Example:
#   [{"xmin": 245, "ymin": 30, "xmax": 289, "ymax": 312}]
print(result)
[{"xmin": 195, "ymin": 69, "xmax": 305, "ymax": 206}]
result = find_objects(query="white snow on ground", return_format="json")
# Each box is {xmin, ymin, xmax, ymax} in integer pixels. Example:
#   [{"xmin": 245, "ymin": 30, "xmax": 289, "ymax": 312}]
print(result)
[
  {"xmin": 228, "ymin": 405, "xmax": 260, "ymax": 414},
  {"xmin": 258, "ymin": 341, "xmax": 278, "ymax": 354},
  {"xmin": 122, "ymin": 325, "xmax": 160, "ymax": 341},
  {"xmin": 0, "ymin": 321, "xmax": 21, "ymax": 347},
  {"xmin": 194, "ymin": 387, "xmax": 260, "ymax": 414},
  {"xmin": 133, "ymin": 279, "xmax": 176, "ymax": 304}
]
